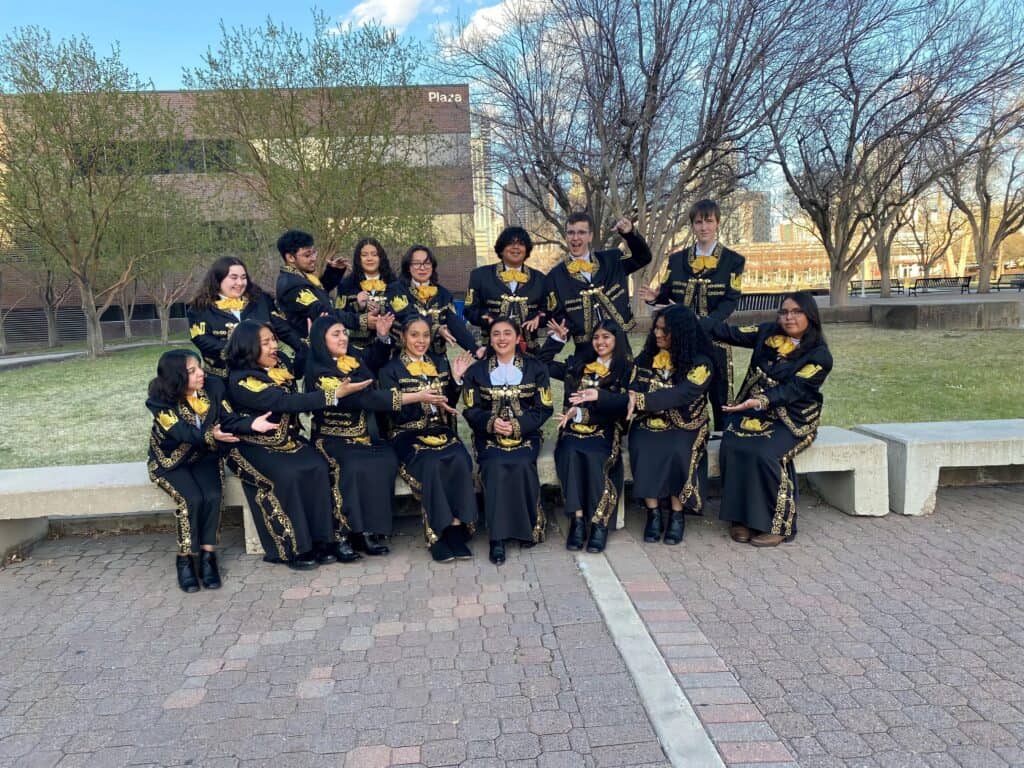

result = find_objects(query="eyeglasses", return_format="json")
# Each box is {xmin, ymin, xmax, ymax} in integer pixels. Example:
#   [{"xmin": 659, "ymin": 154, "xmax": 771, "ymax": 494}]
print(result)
[
  {"xmin": 565, "ymin": 229, "xmax": 590, "ymax": 237},
  {"xmin": 777, "ymin": 309, "xmax": 805, "ymax": 318},
  {"xmin": 409, "ymin": 260, "xmax": 432, "ymax": 268}
]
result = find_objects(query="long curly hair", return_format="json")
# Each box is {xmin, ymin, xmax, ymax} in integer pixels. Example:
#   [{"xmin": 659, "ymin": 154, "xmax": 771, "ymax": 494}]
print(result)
[
  {"xmin": 568, "ymin": 320, "xmax": 632, "ymax": 382},
  {"xmin": 350, "ymin": 238, "xmax": 395, "ymax": 284},
  {"xmin": 638, "ymin": 305, "xmax": 714, "ymax": 382},
  {"xmin": 148, "ymin": 349, "xmax": 201, "ymax": 404},
  {"xmin": 189, "ymin": 256, "xmax": 265, "ymax": 311}
]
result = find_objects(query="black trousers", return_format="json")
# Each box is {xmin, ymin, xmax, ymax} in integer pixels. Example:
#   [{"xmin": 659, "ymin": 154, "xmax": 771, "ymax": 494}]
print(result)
[
  {"xmin": 709, "ymin": 343, "xmax": 732, "ymax": 432},
  {"xmin": 153, "ymin": 454, "xmax": 223, "ymax": 555}
]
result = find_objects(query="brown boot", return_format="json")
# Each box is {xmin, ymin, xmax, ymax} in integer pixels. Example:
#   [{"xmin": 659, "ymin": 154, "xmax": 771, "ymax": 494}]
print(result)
[
  {"xmin": 729, "ymin": 524, "xmax": 751, "ymax": 543},
  {"xmin": 750, "ymin": 533, "xmax": 789, "ymax": 547}
]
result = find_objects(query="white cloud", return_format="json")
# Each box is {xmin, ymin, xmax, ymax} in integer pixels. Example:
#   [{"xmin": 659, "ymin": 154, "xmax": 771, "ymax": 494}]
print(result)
[
  {"xmin": 344, "ymin": 0, "xmax": 426, "ymax": 33},
  {"xmin": 458, "ymin": 0, "xmax": 548, "ymax": 43}
]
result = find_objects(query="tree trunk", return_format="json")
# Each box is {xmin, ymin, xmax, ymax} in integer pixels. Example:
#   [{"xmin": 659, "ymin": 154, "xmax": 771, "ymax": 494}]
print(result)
[
  {"xmin": 829, "ymin": 269, "xmax": 849, "ymax": 308},
  {"xmin": 75, "ymin": 278, "xmax": 105, "ymax": 358},
  {"xmin": 42, "ymin": 303, "xmax": 60, "ymax": 348},
  {"xmin": 157, "ymin": 304, "xmax": 171, "ymax": 343},
  {"xmin": 876, "ymin": 242, "xmax": 892, "ymax": 299},
  {"xmin": 0, "ymin": 313, "xmax": 7, "ymax": 355},
  {"xmin": 121, "ymin": 289, "xmax": 133, "ymax": 339}
]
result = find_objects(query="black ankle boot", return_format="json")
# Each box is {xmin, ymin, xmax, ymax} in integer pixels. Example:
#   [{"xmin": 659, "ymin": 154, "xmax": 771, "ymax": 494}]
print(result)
[
  {"xmin": 358, "ymin": 532, "xmax": 390, "ymax": 556},
  {"xmin": 445, "ymin": 525, "xmax": 472, "ymax": 560},
  {"xmin": 489, "ymin": 540, "xmax": 506, "ymax": 565},
  {"xmin": 199, "ymin": 550, "xmax": 221, "ymax": 589},
  {"xmin": 663, "ymin": 511, "xmax": 685, "ymax": 545},
  {"xmin": 643, "ymin": 508, "xmax": 663, "ymax": 543},
  {"xmin": 332, "ymin": 537, "xmax": 362, "ymax": 563},
  {"xmin": 176, "ymin": 555, "xmax": 200, "ymax": 593},
  {"xmin": 565, "ymin": 516, "xmax": 585, "ymax": 551},
  {"xmin": 586, "ymin": 522, "xmax": 608, "ymax": 553}
]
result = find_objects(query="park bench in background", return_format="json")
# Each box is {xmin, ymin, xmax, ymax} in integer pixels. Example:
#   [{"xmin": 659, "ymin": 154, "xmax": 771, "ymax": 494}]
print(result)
[
  {"xmin": 853, "ymin": 420, "xmax": 1024, "ymax": 516},
  {"xmin": 0, "ymin": 426, "xmax": 888, "ymax": 557},
  {"xmin": 909, "ymin": 275, "xmax": 972, "ymax": 295},
  {"xmin": 736, "ymin": 292, "xmax": 784, "ymax": 311},
  {"xmin": 992, "ymin": 275, "xmax": 1024, "ymax": 292},
  {"xmin": 849, "ymin": 279, "xmax": 905, "ymax": 295}
]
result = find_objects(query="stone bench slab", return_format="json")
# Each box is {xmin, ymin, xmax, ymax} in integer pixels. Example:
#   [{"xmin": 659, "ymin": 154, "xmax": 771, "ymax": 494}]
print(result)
[{"xmin": 852, "ymin": 420, "xmax": 1024, "ymax": 516}]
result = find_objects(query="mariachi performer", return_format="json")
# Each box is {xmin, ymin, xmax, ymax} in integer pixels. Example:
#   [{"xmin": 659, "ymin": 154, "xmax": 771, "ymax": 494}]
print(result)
[
  {"xmin": 224, "ymin": 320, "xmax": 372, "ymax": 569},
  {"xmin": 147, "ymin": 348, "xmax": 274, "ymax": 592},
  {"xmin": 628, "ymin": 305, "xmax": 715, "ymax": 546},
  {"xmin": 464, "ymin": 226, "xmax": 547, "ymax": 353},
  {"xmin": 332, "ymin": 237, "xmax": 396, "ymax": 350},
  {"xmin": 544, "ymin": 213, "xmax": 651, "ymax": 355},
  {"xmin": 377, "ymin": 317, "xmax": 478, "ymax": 563},
  {"xmin": 462, "ymin": 317, "xmax": 553, "ymax": 565},
  {"xmin": 275, "ymin": 229, "xmax": 363, "ymax": 340},
  {"xmin": 705, "ymin": 291, "xmax": 832, "ymax": 547},
  {"xmin": 306, "ymin": 315, "xmax": 451, "ymax": 556},
  {"xmin": 641, "ymin": 199, "xmax": 745, "ymax": 431},
  {"xmin": 187, "ymin": 256, "xmax": 303, "ymax": 381},
  {"xmin": 539, "ymin": 318, "xmax": 634, "ymax": 554},
  {"xmin": 384, "ymin": 244, "xmax": 484, "ymax": 359}
]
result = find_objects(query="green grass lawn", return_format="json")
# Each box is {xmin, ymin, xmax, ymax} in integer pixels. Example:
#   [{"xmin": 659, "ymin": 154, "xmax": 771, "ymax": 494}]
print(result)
[{"xmin": 1, "ymin": 325, "xmax": 1021, "ymax": 470}]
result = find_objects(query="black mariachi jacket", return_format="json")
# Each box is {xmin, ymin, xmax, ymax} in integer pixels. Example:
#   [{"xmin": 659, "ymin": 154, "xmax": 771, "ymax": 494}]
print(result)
[
  {"xmin": 275, "ymin": 265, "xmax": 362, "ymax": 340},
  {"xmin": 307, "ymin": 342, "xmax": 400, "ymax": 445},
  {"xmin": 461, "ymin": 353, "xmax": 553, "ymax": 452},
  {"xmin": 376, "ymin": 351, "xmax": 463, "ymax": 462},
  {"xmin": 544, "ymin": 230, "xmax": 652, "ymax": 344},
  {"xmin": 651, "ymin": 243, "xmax": 745, "ymax": 321},
  {"xmin": 332, "ymin": 273, "xmax": 391, "ymax": 348},
  {"xmin": 146, "ymin": 377, "xmax": 253, "ymax": 478},
  {"xmin": 187, "ymin": 293, "xmax": 302, "ymax": 378},
  {"xmin": 630, "ymin": 352, "xmax": 715, "ymax": 433},
  {"xmin": 384, "ymin": 280, "xmax": 478, "ymax": 357},
  {"xmin": 464, "ymin": 263, "xmax": 547, "ymax": 350},
  {"xmin": 704, "ymin": 321, "xmax": 833, "ymax": 437},
  {"xmin": 226, "ymin": 351, "xmax": 333, "ymax": 453}
]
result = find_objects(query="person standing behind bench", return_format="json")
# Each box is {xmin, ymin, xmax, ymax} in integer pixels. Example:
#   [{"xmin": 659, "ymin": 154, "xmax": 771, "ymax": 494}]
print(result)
[
  {"xmin": 275, "ymin": 229, "xmax": 364, "ymax": 341},
  {"xmin": 464, "ymin": 227, "xmax": 548, "ymax": 354},
  {"xmin": 332, "ymin": 237, "xmax": 396, "ymax": 351},
  {"xmin": 146, "ymin": 349, "xmax": 275, "ymax": 593},
  {"xmin": 703, "ymin": 291, "xmax": 832, "ymax": 547},
  {"xmin": 187, "ymin": 256, "xmax": 303, "ymax": 383},
  {"xmin": 544, "ymin": 212, "xmax": 652, "ymax": 356},
  {"xmin": 640, "ymin": 199, "xmax": 745, "ymax": 432},
  {"xmin": 224, "ymin": 320, "xmax": 373, "ymax": 569}
]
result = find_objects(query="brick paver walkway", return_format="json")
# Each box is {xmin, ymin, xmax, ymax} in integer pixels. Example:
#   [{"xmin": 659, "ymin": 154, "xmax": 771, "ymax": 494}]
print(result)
[{"xmin": 633, "ymin": 485, "xmax": 1024, "ymax": 768}]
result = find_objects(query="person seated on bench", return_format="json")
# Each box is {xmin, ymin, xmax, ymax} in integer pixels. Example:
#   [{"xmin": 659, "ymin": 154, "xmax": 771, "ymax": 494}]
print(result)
[
  {"xmin": 146, "ymin": 349, "xmax": 275, "ymax": 593},
  {"xmin": 224, "ymin": 320, "xmax": 372, "ymax": 570},
  {"xmin": 305, "ymin": 315, "xmax": 450, "ymax": 558},
  {"xmin": 462, "ymin": 317, "xmax": 553, "ymax": 566},
  {"xmin": 377, "ymin": 317, "xmax": 478, "ymax": 563},
  {"xmin": 539, "ymin": 318, "xmax": 634, "ymax": 554},
  {"xmin": 702, "ymin": 291, "xmax": 833, "ymax": 547},
  {"xmin": 627, "ymin": 305, "xmax": 715, "ymax": 546}
]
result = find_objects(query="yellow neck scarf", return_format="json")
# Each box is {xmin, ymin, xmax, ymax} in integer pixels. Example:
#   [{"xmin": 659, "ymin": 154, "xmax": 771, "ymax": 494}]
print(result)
[
  {"xmin": 267, "ymin": 367, "xmax": 294, "ymax": 385},
  {"xmin": 407, "ymin": 360, "xmax": 438, "ymax": 378},
  {"xmin": 360, "ymin": 278, "xmax": 387, "ymax": 293},
  {"xmin": 652, "ymin": 350, "xmax": 673, "ymax": 371},
  {"xmin": 766, "ymin": 335, "xmax": 798, "ymax": 358},
  {"xmin": 416, "ymin": 285, "xmax": 438, "ymax": 303},
  {"xmin": 499, "ymin": 268, "xmax": 528, "ymax": 283},
  {"xmin": 186, "ymin": 392, "xmax": 209, "ymax": 417},
  {"xmin": 215, "ymin": 296, "xmax": 247, "ymax": 311},
  {"xmin": 690, "ymin": 254, "xmax": 719, "ymax": 273},
  {"xmin": 567, "ymin": 259, "xmax": 592, "ymax": 275},
  {"xmin": 336, "ymin": 355, "xmax": 359, "ymax": 374},
  {"xmin": 305, "ymin": 272, "xmax": 323, "ymax": 288},
  {"xmin": 583, "ymin": 361, "xmax": 610, "ymax": 378}
]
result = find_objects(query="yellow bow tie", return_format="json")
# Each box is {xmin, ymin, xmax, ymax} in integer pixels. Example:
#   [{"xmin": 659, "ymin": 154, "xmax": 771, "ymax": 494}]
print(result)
[
  {"xmin": 583, "ymin": 361, "xmax": 610, "ymax": 378},
  {"xmin": 416, "ymin": 285, "xmax": 438, "ymax": 303},
  {"xmin": 306, "ymin": 273, "xmax": 324, "ymax": 289},
  {"xmin": 407, "ymin": 360, "xmax": 438, "ymax": 378},
  {"xmin": 499, "ymin": 269, "xmax": 528, "ymax": 283},
  {"xmin": 186, "ymin": 393, "xmax": 209, "ymax": 417},
  {"xmin": 766, "ymin": 335, "xmax": 798, "ymax": 358},
  {"xmin": 691, "ymin": 254, "xmax": 719, "ymax": 273},
  {"xmin": 215, "ymin": 297, "xmax": 247, "ymax": 311},
  {"xmin": 361, "ymin": 279, "xmax": 386, "ymax": 293},
  {"xmin": 336, "ymin": 355, "xmax": 359, "ymax": 374},
  {"xmin": 652, "ymin": 350, "xmax": 674, "ymax": 371},
  {"xmin": 267, "ymin": 367, "xmax": 294, "ymax": 385},
  {"xmin": 567, "ymin": 259, "xmax": 593, "ymax": 275}
]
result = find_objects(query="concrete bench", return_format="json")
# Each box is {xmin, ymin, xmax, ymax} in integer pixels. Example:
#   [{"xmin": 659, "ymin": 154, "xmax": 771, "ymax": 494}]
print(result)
[
  {"xmin": 853, "ymin": 420, "xmax": 1024, "ymax": 516},
  {"xmin": 0, "ymin": 425, "xmax": 887, "ymax": 557}
]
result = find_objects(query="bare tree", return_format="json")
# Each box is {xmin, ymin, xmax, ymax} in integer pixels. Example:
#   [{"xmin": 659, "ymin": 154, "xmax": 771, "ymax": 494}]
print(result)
[
  {"xmin": 904, "ymin": 191, "xmax": 969, "ymax": 280},
  {"xmin": 771, "ymin": 0, "xmax": 1024, "ymax": 305},
  {"xmin": 183, "ymin": 12, "xmax": 436, "ymax": 264},
  {"xmin": 937, "ymin": 98, "xmax": 1024, "ymax": 292},
  {"xmin": 438, "ymin": 0, "xmax": 830, "ymax": 305},
  {"xmin": 0, "ymin": 28, "xmax": 180, "ymax": 357}
]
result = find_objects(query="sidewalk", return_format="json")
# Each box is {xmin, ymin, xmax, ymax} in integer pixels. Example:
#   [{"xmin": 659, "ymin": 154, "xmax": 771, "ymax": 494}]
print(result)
[{"xmin": 1, "ymin": 485, "xmax": 1022, "ymax": 767}]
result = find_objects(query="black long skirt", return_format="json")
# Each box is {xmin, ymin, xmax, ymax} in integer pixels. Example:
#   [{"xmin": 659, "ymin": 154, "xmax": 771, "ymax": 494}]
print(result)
[
  {"xmin": 227, "ymin": 443, "xmax": 334, "ymax": 561},
  {"xmin": 478, "ymin": 437, "xmax": 545, "ymax": 543},
  {"xmin": 554, "ymin": 427, "xmax": 623, "ymax": 526},
  {"xmin": 150, "ymin": 453, "xmax": 223, "ymax": 554},
  {"xmin": 718, "ymin": 414, "xmax": 815, "ymax": 536},
  {"xmin": 399, "ymin": 440, "xmax": 478, "ymax": 544},
  {"xmin": 316, "ymin": 437, "xmax": 399, "ymax": 535},
  {"xmin": 628, "ymin": 421, "xmax": 709, "ymax": 512}
]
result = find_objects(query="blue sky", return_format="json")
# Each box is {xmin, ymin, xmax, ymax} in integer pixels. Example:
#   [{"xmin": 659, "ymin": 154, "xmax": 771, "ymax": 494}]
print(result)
[{"xmin": 1, "ymin": 1, "xmax": 496, "ymax": 89}]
